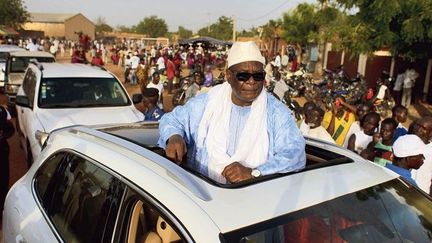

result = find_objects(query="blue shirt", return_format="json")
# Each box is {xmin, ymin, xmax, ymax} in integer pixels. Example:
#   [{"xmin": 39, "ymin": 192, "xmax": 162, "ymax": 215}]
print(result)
[
  {"xmin": 385, "ymin": 163, "xmax": 417, "ymax": 186},
  {"xmin": 393, "ymin": 127, "xmax": 408, "ymax": 142},
  {"xmin": 158, "ymin": 92, "xmax": 306, "ymax": 177},
  {"xmin": 144, "ymin": 106, "xmax": 164, "ymax": 121}
]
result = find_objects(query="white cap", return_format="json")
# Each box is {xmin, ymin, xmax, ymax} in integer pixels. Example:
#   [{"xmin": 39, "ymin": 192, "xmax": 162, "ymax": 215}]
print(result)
[
  {"xmin": 393, "ymin": 134, "xmax": 426, "ymax": 158},
  {"xmin": 227, "ymin": 41, "xmax": 265, "ymax": 68}
]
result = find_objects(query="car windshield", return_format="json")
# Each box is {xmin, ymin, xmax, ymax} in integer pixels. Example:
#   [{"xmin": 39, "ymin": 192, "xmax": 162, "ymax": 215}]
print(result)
[
  {"xmin": 38, "ymin": 77, "xmax": 130, "ymax": 108},
  {"xmin": 10, "ymin": 56, "xmax": 55, "ymax": 72},
  {"xmin": 222, "ymin": 179, "xmax": 432, "ymax": 243}
]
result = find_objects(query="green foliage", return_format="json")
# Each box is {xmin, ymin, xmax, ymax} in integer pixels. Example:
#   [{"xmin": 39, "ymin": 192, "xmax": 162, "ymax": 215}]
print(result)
[
  {"xmin": 178, "ymin": 26, "xmax": 193, "ymax": 39},
  {"xmin": 135, "ymin": 15, "xmax": 168, "ymax": 37},
  {"xmin": 238, "ymin": 27, "xmax": 259, "ymax": 38},
  {"xmin": 116, "ymin": 25, "xmax": 135, "ymax": 33},
  {"xmin": 197, "ymin": 16, "xmax": 233, "ymax": 40},
  {"xmin": 335, "ymin": 0, "xmax": 432, "ymax": 59},
  {"xmin": 0, "ymin": 0, "xmax": 29, "ymax": 28}
]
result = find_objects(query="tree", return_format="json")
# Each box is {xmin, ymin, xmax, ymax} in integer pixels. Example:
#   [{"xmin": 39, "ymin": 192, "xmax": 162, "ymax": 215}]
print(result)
[
  {"xmin": 197, "ymin": 16, "xmax": 233, "ymax": 40},
  {"xmin": 0, "ymin": 0, "xmax": 30, "ymax": 28},
  {"xmin": 178, "ymin": 26, "xmax": 193, "ymax": 39},
  {"xmin": 334, "ymin": 0, "xmax": 432, "ymax": 59},
  {"xmin": 135, "ymin": 16, "xmax": 168, "ymax": 37},
  {"xmin": 116, "ymin": 25, "xmax": 135, "ymax": 33},
  {"xmin": 95, "ymin": 17, "xmax": 113, "ymax": 35}
]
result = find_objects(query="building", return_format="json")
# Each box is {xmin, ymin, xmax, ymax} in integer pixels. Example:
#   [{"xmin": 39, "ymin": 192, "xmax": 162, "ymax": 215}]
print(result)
[{"xmin": 24, "ymin": 13, "xmax": 95, "ymax": 40}]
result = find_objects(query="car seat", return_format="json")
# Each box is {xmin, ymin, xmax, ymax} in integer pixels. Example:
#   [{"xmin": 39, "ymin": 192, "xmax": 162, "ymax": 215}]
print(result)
[
  {"xmin": 156, "ymin": 216, "xmax": 181, "ymax": 243},
  {"xmin": 128, "ymin": 200, "xmax": 162, "ymax": 243}
]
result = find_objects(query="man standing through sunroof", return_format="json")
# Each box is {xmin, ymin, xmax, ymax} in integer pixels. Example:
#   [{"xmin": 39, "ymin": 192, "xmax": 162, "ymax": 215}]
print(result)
[{"xmin": 158, "ymin": 41, "xmax": 306, "ymax": 184}]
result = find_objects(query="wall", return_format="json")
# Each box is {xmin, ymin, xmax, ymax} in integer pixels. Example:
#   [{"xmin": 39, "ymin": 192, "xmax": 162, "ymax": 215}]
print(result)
[
  {"xmin": 64, "ymin": 14, "xmax": 95, "ymax": 40},
  {"xmin": 23, "ymin": 22, "xmax": 65, "ymax": 38}
]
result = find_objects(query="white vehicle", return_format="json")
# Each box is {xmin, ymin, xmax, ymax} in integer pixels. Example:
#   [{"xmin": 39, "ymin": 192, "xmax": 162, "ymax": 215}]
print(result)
[
  {"xmin": 15, "ymin": 62, "xmax": 144, "ymax": 166},
  {"xmin": 0, "ymin": 45, "xmax": 24, "ymax": 91},
  {"xmin": 3, "ymin": 122, "xmax": 432, "ymax": 243},
  {"xmin": 4, "ymin": 51, "xmax": 55, "ymax": 101}
]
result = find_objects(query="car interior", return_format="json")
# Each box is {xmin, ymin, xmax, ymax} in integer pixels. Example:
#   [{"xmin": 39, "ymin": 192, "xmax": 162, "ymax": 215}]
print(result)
[{"xmin": 127, "ymin": 200, "xmax": 182, "ymax": 243}]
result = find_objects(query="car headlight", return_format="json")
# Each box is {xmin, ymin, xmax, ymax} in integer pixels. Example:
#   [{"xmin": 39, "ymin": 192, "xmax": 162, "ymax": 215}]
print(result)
[{"xmin": 35, "ymin": 130, "xmax": 49, "ymax": 147}]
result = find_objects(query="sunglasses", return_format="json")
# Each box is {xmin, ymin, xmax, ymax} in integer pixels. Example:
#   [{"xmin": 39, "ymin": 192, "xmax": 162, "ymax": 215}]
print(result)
[{"xmin": 230, "ymin": 70, "xmax": 266, "ymax": 82}]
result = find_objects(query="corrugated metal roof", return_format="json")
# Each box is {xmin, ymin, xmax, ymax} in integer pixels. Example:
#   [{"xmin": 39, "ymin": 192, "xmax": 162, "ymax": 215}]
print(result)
[{"xmin": 30, "ymin": 13, "xmax": 78, "ymax": 23}]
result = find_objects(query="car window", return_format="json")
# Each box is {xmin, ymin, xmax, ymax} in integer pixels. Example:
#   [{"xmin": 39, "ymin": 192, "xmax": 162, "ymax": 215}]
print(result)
[
  {"xmin": 122, "ymin": 192, "xmax": 186, "ymax": 243},
  {"xmin": 222, "ymin": 179, "xmax": 432, "ymax": 243},
  {"xmin": 0, "ymin": 52, "xmax": 8, "ymax": 62},
  {"xmin": 34, "ymin": 151, "xmax": 126, "ymax": 243},
  {"xmin": 10, "ymin": 56, "xmax": 55, "ymax": 73},
  {"xmin": 22, "ymin": 68, "xmax": 37, "ymax": 106},
  {"xmin": 38, "ymin": 77, "xmax": 130, "ymax": 108}
]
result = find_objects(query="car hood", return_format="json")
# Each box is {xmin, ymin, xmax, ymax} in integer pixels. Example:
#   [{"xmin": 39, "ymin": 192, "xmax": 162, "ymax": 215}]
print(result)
[
  {"xmin": 36, "ymin": 106, "xmax": 143, "ymax": 132},
  {"xmin": 8, "ymin": 72, "xmax": 25, "ymax": 85}
]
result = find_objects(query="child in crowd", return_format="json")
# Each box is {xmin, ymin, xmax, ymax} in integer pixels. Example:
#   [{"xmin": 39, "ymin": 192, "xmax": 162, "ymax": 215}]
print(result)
[
  {"xmin": 392, "ymin": 105, "xmax": 408, "ymax": 141},
  {"xmin": 387, "ymin": 134, "xmax": 426, "ymax": 186},
  {"xmin": 347, "ymin": 112, "xmax": 380, "ymax": 154},
  {"xmin": 146, "ymin": 72, "xmax": 164, "ymax": 110},
  {"xmin": 343, "ymin": 103, "xmax": 372, "ymax": 147},
  {"xmin": 361, "ymin": 118, "xmax": 398, "ymax": 166},
  {"xmin": 300, "ymin": 106, "xmax": 335, "ymax": 144},
  {"xmin": 142, "ymin": 88, "xmax": 164, "ymax": 121}
]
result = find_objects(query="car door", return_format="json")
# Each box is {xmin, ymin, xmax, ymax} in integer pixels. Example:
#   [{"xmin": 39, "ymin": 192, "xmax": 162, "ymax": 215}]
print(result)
[
  {"xmin": 31, "ymin": 150, "xmax": 126, "ymax": 243},
  {"xmin": 114, "ymin": 186, "xmax": 193, "ymax": 243}
]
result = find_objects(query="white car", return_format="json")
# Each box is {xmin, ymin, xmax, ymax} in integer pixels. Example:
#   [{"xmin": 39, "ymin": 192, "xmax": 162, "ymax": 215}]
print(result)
[
  {"xmin": 3, "ymin": 122, "xmax": 432, "ymax": 243},
  {"xmin": 4, "ymin": 51, "xmax": 55, "ymax": 104},
  {"xmin": 0, "ymin": 45, "xmax": 24, "ymax": 91},
  {"xmin": 15, "ymin": 62, "xmax": 144, "ymax": 166}
]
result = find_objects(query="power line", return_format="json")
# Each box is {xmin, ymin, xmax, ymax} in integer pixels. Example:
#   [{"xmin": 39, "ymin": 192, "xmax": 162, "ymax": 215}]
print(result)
[{"xmin": 237, "ymin": 0, "xmax": 291, "ymax": 22}]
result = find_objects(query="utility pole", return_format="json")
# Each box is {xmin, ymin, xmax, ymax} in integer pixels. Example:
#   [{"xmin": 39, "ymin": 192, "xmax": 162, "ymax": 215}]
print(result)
[
  {"xmin": 207, "ymin": 12, "xmax": 211, "ymax": 33},
  {"xmin": 232, "ymin": 16, "xmax": 236, "ymax": 42}
]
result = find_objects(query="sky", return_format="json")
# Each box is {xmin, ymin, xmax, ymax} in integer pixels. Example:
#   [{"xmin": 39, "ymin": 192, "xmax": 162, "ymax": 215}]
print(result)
[{"xmin": 23, "ymin": 0, "xmax": 314, "ymax": 32}]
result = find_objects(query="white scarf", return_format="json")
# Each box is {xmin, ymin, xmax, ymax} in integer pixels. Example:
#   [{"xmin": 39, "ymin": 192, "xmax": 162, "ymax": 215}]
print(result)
[{"xmin": 197, "ymin": 82, "xmax": 269, "ymax": 183}]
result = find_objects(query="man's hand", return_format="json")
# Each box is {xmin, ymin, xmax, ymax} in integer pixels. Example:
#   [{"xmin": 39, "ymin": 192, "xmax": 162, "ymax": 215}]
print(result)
[
  {"xmin": 165, "ymin": 135, "xmax": 187, "ymax": 164},
  {"xmin": 221, "ymin": 162, "xmax": 253, "ymax": 183}
]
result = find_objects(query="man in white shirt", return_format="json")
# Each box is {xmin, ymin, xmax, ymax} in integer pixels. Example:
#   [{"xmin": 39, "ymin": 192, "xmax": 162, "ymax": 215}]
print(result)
[
  {"xmin": 402, "ymin": 67, "xmax": 419, "ymax": 108},
  {"xmin": 300, "ymin": 106, "xmax": 335, "ymax": 144},
  {"xmin": 156, "ymin": 55, "xmax": 165, "ymax": 73},
  {"xmin": 130, "ymin": 52, "xmax": 140, "ymax": 85},
  {"xmin": 274, "ymin": 53, "xmax": 281, "ymax": 70},
  {"xmin": 26, "ymin": 39, "xmax": 41, "ymax": 52},
  {"xmin": 147, "ymin": 72, "xmax": 164, "ymax": 109}
]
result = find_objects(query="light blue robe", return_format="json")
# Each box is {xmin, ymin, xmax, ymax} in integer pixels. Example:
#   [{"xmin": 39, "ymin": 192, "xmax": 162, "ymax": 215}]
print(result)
[{"xmin": 158, "ymin": 92, "xmax": 306, "ymax": 177}]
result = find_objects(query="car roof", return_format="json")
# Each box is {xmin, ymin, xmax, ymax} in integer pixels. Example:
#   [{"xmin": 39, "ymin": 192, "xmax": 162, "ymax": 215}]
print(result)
[
  {"xmin": 0, "ymin": 45, "xmax": 24, "ymax": 52},
  {"xmin": 44, "ymin": 123, "xmax": 398, "ymax": 234},
  {"xmin": 32, "ymin": 63, "xmax": 114, "ymax": 78},
  {"xmin": 10, "ymin": 51, "xmax": 54, "ymax": 58}
]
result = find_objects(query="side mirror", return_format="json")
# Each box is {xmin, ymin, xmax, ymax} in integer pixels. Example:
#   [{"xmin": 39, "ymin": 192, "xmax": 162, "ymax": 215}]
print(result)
[
  {"xmin": 132, "ymin": 93, "xmax": 143, "ymax": 104},
  {"xmin": 15, "ymin": 95, "xmax": 32, "ymax": 108}
]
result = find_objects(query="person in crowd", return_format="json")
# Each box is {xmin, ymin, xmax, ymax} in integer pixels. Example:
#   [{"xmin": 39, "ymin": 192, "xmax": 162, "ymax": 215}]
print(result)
[
  {"xmin": 147, "ymin": 72, "xmax": 164, "ymax": 110},
  {"xmin": 411, "ymin": 116, "xmax": 432, "ymax": 194},
  {"xmin": 322, "ymin": 96, "xmax": 356, "ymax": 146},
  {"xmin": 401, "ymin": 66, "xmax": 419, "ymax": 108},
  {"xmin": 300, "ymin": 106, "xmax": 335, "ymax": 144},
  {"xmin": 347, "ymin": 112, "xmax": 380, "ymax": 154},
  {"xmin": 361, "ymin": 118, "xmax": 398, "ymax": 166},
  {"xmin": 137, "ymin": 58, "xmax": 149, "ymax": 90},
  {"xmin": 158, "ymin": 41, "xmax": 306, "ymax": 184},
  {"xmin": 274, "ymin": 52, "xmax": 281, "ymax": 70},
  {"xmin": 156, "ymin": 54, "xmax": 166, "ymax": 74},
  {"xmin": 185, "ymin": 72, "xmax": 202, "ymax": 103},
  {"xmin": 392, "ymin": 105, "xmax": 408, "ymax": 141},
  {"xmin": 142, "ymin": 88, "xmax": 164, "ymax": 121},
  {"xmin": 130, "ymin": 52, "xmax": 141, "ymax": 85},
  {"xmin": 26, "ymin": 38, "xmax": 40, "ymax": 52},
  {"xmin": 91, "ymin": 51, "xmax": 104, "ymax": 66},
  {"xmin": 392, "ymin": 69, "xmax": 405, "ymax": 105},
  {"xmin": 124, "ymin": 54, "xmax": 132, "ymax": 83},
  {"xmin": 388, "ymin": 134, "xmax": 426, "ymax": 186},
  {"xmin": 298, "ymin": 101, "xmax": 316, "ymax": 131},
  {"xmin": 372, "ymin": 72, "xmax": 392, "ymax": 105},
  {"xmin": 166, "ymin": 55, "xmax": 176, "ymax": 94},
  {"xmin": 0, "ymin": 106, "xmax": 15, "ymax": 214},
  {"xmin": 203, "ymin": 65, "xmax": 214, "ymax": 87},
  {"xmin": 343, "ymin": 103, "xmax": 372, "ymax": 148}
]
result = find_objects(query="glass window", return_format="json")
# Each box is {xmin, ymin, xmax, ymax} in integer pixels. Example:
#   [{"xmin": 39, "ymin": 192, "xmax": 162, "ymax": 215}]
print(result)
[
  {"xmin": 222, "ymin": 179, "xmax": 432, "ymax": 243},
  {"xmin": 22, "ymin": 69, "xmax": 37, "ymax": 106},
  {"xmin": 0, "ymin": 52, "xmax": 9, "ymax": 62},
  {"xmin": 10, "ymin": 56, "xmax": 55, "ymax": 73},
  {"xmin": 34, "ymin": 152, "xmax": 125, "ymax": 243},
  {"xmin": 38, "ymin": 77, "xmax": 130, "ymax": 108}
]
